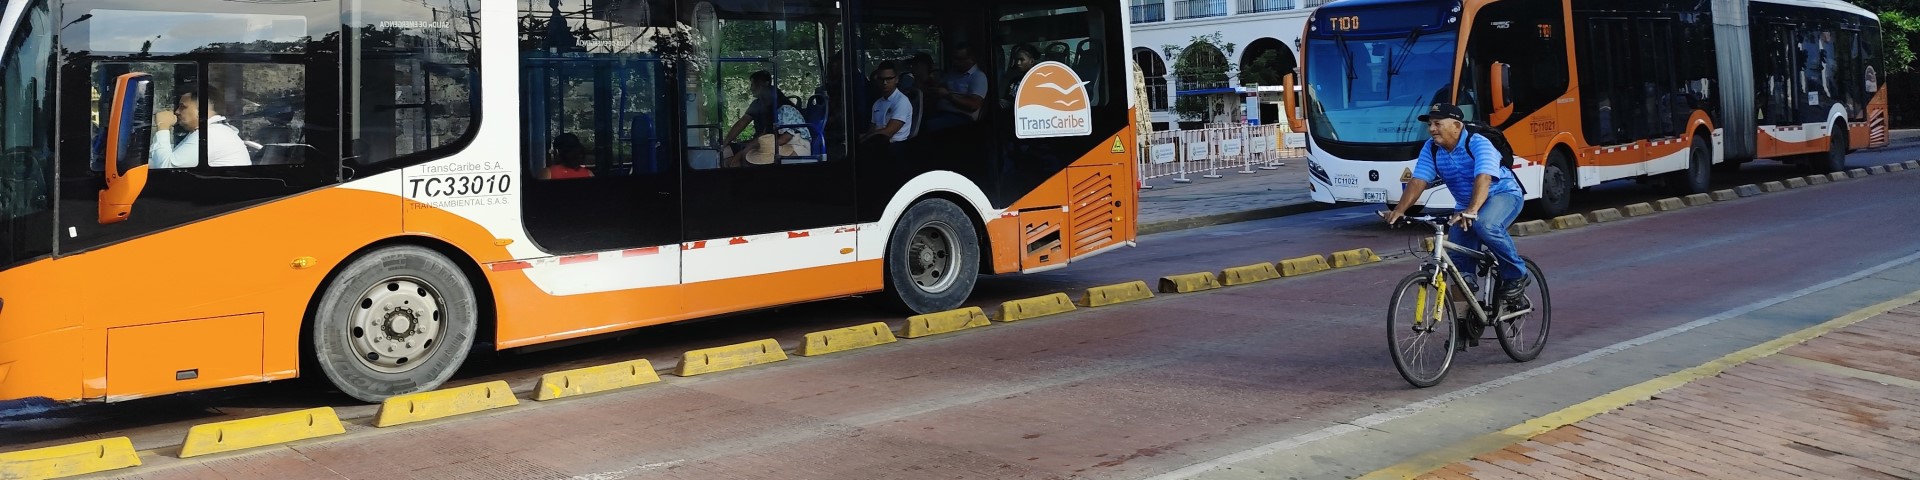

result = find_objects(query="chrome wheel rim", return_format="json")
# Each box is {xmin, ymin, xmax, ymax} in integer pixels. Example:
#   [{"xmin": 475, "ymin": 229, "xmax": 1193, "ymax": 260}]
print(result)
[
  {"xmin": 908, "ymin": 221, "xmax": 960, "ymax": 294},
  {"xmin": 347, "ymin": 277, "xmax": 446, "ymax": 374}
]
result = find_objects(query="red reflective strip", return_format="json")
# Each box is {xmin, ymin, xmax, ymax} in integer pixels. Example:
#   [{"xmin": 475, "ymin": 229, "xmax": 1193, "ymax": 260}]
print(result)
[
  {"xmin": 684, "ymin": 241, "xmax": 707, "ymax": 250},
  {"xmin": 489, "ymin": 261, "xmax": 533, "ymax": 272},
  {"xmin": 729, "ymin": 237, "xmax": 749, "ymax": 245},
  {"xmin": 834, "ymin": 226, "xmax": 861, "ymax": 234},
  {"xmin": 624, "ymin": 247, "xmax": 660, "ymax": 257},
  {"xmin": 788, "ymin": 231, "xmax": 810, "ymax": 238},
  {"xmin": 559, "ymin": 254, "xmax": 597, "ymax": 265}
]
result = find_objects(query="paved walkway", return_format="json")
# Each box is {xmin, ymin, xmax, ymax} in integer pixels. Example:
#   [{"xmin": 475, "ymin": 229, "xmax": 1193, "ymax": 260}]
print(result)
[
  {"xmin": 1135, "ymin": 128, "xmax": 1920, "ymax": 235},
  {"xmin": 1417, "ymin": 300, "xmax": 1920, "ymax": 479}
]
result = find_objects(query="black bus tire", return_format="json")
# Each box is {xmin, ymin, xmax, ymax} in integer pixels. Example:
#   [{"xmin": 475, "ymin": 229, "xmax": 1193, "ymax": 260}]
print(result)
[
  {"xmin": 311, "ymin": 245, "xmax": 479, "ymax": 403},
  {"xmin": 881, "ymin": 198, "xmax": 981, "ymax": 314}
]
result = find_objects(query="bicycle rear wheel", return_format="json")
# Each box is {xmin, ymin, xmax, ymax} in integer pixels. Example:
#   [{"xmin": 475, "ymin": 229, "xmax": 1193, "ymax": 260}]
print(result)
[
  {"xmin": 1496, "ymin": 256, "xmax": 1551, "ymax": 362},
  {"xmin": 1388, "ymin": 272, "xmax": 1458, "ymax": 388}
]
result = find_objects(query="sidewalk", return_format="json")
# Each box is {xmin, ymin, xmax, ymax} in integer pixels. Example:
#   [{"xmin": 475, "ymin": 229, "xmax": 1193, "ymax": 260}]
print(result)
[
  {"xmin": 1136, "ymin": 161, "xmax": 1324, "ymax": 235},
  {"xmin": 1416, "ymin": 299, "xmax": 1920, "ymax": 479},
  {"xmin": 1135, "ymin": 129, "xmax": 1920, "ymax": 236}
]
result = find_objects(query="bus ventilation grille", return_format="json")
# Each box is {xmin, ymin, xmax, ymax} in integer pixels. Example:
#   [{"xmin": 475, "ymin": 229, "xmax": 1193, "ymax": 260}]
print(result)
[{"xmin": 1069, "ymin": 169, "xmax": 1119, "ymax": 256}]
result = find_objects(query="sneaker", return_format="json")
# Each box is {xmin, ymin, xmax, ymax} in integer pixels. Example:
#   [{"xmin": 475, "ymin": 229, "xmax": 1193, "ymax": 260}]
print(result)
[{"xmin": 1499, "ymin": 275, "xmax": 1531, "ymax": 313}]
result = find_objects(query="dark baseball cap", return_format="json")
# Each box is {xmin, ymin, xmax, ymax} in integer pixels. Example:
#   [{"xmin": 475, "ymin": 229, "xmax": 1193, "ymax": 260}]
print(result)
[{"xmin": 1417, "ymin": 102, "xmax": 1465, "ymax": 123}]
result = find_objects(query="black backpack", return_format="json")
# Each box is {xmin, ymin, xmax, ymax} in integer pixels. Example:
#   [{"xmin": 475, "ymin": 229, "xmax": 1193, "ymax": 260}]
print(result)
[{"xmin": 1430, "ymin": 121, "xmax": 1527, "ymax": 194}]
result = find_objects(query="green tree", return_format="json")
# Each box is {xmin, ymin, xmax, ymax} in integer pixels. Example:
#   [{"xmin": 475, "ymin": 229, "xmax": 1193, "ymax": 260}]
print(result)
[
  {"xmin": 1162, "ymin": 32, "xmax": 1236, "ymax": 122},
  {"xmin": 1238, "ymin": 50, "xmax": 1292, "ymax": 88},
  {"xmin": 1883, "ymin": 10, "xmax": 1919, "ymax": 74}
]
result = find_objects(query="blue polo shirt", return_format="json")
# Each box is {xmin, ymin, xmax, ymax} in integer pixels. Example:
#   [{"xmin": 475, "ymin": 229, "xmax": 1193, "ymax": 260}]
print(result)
[{"xmin": 1413, "ymin": 133, "xmax": 1522, "ymax": 206}]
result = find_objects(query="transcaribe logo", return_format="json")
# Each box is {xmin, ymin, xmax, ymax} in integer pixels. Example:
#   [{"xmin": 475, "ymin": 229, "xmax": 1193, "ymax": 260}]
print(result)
[{"xmin": 1013, "ymin": 61, "xmax": 1093, "ymax": 139}]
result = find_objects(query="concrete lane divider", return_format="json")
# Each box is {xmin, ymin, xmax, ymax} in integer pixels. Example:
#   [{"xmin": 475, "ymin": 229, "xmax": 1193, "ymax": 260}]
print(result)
[
  {"xmin": 1736, "ymin": 184, "xmax": 1764, "ymax": 197},
  {"xmin": 1159, "ymin": 272, "xmax": 1222, "ymax": 293},
  {"xmin": 1761, "ymin": 181, "xmax": 1789, "ymax": 192},
  {"xmin": 676, "ymin": 339, "xmax": 788, "ymax": 376},
  {"xmin": 1785, "ymin": 177, "xmax": 1810, "ymax": 188},
  {"xmin": 1221, "ymin": 263, "xmax": 1281, "ymax": 286},
  {"xmin": 536, "ymin": 359, "xmax": 661, "ymax": 401},
  {"xmin": 0, "ymin": 437, "xmax": 141, "ymax": 479},
  {"xmin": 1847, "ymin": 168, "xmax": 1870, "ymax": 178},
  {"xmin": 1620, "ymin": 202, "xmax": 1656, "ymax": 217},
  {"xmin": 1080, "ymin": 281, "xmax": 1154, "ymax": 307},
  {"xmin": 1653, "ymin": 197, "xmax": 1688, "ymax": 212},
  {"xmin": 1804, "ymin": 174, "xmax": 1830, "ymax": 185},
  {"xmin": 1827, "ymin": 172, "xmax": 1849, "ymax": 182},
  {"xmin": 179, "ymin": 407, "xmax": 345, "ymax": 458},
  {"xmin": 1710, "ymin": 189, "xmax": 1738, "ymax": 202},
  {"xmin": 1507, "ymin": 220, "xmax": 1551, "ymax": 237},
  {"xmin": 800, "ymin": 323, "xmax": 898, "ymax": 357},
  {"xmin": 1870, "ymin": 165, "xmax": 1889, "ymax": 175},
  {"xmin": 900, "ymin": 307, "xmax": 991, "ymax": 339},
  {"xmin": 376, "ymin": 380, "xmax": 519, "ymax": 427},
  {"xmin": 1279, "ymin": 255, "xmax": 1332, "ymax": 277},
  {"xmin": 1000, "ymin": 293, "xmax": 1078, "ymax": 322},
  {"xmin": 1549, "ymin": 214, "xmax": 1589, "ymax": 230},
  {"xmin": 1683, "ymin": 193, "xmax": 1714, "ymax": 207},
  {"xmin": 1330, "ymin": 249, "xmax": 1382, "ymax": 268},
  {"xmin": 1906, "ymin": 160, "xmax": 1918, "ymax": 169},
  {"xmin": 1586, "ymin": 208, "xmax": 1624, "ymax": 224}
]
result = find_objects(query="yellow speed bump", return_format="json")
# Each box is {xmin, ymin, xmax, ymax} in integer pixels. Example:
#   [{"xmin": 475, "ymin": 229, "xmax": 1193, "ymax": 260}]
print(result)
[
  {"xmin": 1590, "ymin": 209, "xmax": 1626, "ymax": 225},
  {"xmin": 1279, "ymin": 255, "xmax": 1331, "ymax": 277},
  {"xmin": 1683, "ymin": 193, "xmax": 1713, "ymax": 207},
  {"xmin": 1785, "ymin": 177, "xmax": 1810, "ymax": 188},
  {"xmin": 1710, "ymin": 189, "xmax": 1738, "ymax": 201},
  {"xmin": 1158, "ymin": 272, "xmax": 1221, "ymax": 293},
  {"xmin": 1507, "ymin": 220, "xmax": 1551, "ymax": 237},
  {"xmin": 1760, "ymin": 181, "xmax": 1788, "ymax": 192},
  {"xmin": 1329, "ymin": 249, "xmax": 1382, "ymax": 268},
  {"xmin": 1804, "ymin": 174, "xmax": 1830, "ymax": 185},
  {"xmin": 536, "ymin": 359, "xmax": 661, "ymax": 401},
  {"xmin": 1000, "ymin": 293, "xmax": 1077, "ymax": 322},
  {"xmin": 676, "ymin": 339, "xmax": 788, "ymax": 376},
  {"xmin": 0, "ymin": 437, "xmax": 141, "ymax": 479},
  {"xmin": 801, "ymin": 323, "xmax": 897, "ymax": 356},
  {"xmin": 375, "ymin": 380, "xmax": 518, "ymax": 427},
  {"xmin": 1653, "ymin": 197, "xmax": 1687, "ymax": 211},
  {"xmin": 1080, "ymin": 281, "xmax": 1154, "ymax": 307},
  {"xmin": 901, "ymin": 307, "xmax": 991, "ymax": 338},
  {"xmin": 1220, "ymin": 263, "xmax": 1281, "ymax": 286},
  {"xmin": 179, "ymin": 407, "xmax": 345, "ymax": 458}
]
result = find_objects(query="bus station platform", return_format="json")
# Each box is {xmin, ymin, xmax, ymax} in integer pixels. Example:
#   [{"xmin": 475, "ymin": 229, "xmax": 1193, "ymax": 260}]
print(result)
[{"xmin": 1395, "ymin": 299, "xmax": 1920, "ymax": 479}]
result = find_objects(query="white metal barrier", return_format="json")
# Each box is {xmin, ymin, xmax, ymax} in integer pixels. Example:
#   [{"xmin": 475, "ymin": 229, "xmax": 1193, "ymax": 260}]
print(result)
[{"xmin": 1137, "ymin": 124, "xmax": 1305, "ymax": 187}]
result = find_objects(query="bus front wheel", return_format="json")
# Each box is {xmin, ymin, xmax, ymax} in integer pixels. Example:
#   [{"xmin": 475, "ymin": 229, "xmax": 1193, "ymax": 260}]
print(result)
[
  {"xmin": 1530, "ymin": 152, "xmax": 1573, "ymax": 218},
  {"xmin": 311, "ymin": 245, "xmax": 479, "ymax": 402},
  {"xmin": 881, "ymin": 198, "xmax": 981, "ymax": 314}
]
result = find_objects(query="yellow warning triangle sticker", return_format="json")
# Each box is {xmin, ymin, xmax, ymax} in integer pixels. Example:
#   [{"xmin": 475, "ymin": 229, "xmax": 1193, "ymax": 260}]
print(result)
[{"xmin": 1111, "ymin": 136, "xmax": 1126, "ymax": 154}]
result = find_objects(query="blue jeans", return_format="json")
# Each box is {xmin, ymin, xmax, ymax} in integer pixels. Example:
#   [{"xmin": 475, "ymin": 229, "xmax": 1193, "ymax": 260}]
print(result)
[{"xmin": 1449, "ymin": 193, "xmax": 1528, "ymax": 285}]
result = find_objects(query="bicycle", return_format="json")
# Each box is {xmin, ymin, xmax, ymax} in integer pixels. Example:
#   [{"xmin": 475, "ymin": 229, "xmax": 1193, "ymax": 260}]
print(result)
[{"xmin": 1384, "ymin": 214, "xmax": 1551, "ymax": 388}]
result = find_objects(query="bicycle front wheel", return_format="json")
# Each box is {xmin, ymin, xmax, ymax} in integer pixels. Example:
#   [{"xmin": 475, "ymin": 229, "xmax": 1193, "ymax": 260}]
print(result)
[
  {"xmin": 1496, "ymin": 256, "xmax": 1551, "ymax": 362},
  {"xmin": 1388, "ymin": 272, "xmax": 1458, "ymax": 388}
]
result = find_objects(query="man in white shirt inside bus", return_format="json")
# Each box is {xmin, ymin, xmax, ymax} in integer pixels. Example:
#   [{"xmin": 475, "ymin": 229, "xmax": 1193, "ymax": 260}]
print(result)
[{"xmin": 152, "ymin": 86, "xmax": 250, "ymax": 169}]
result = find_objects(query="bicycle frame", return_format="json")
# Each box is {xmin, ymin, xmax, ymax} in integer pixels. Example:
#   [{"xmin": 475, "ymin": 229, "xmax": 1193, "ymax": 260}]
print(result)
[{"xmin": 1413, "ymin": 218, "xmax": 1531, "ymax": 327}]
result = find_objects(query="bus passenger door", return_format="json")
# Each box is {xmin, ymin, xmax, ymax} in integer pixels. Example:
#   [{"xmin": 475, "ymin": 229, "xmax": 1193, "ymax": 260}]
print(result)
[
  {"xmin": 514, "ymin": 1, "xmax": 687, "ymax": 324},
  {"xmin": 676, "ymin": 0, "xmax": 863, "ymax": 314}
]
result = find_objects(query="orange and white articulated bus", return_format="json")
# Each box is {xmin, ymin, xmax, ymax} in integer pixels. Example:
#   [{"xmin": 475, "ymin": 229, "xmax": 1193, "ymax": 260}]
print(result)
[
  {"xmin": 0, "ymin": 0, "xmax": 1140, "ymax": 403},
  {"xmin": 1296, "ymin": 0, "xmax": 1887, "ymax": 216}
]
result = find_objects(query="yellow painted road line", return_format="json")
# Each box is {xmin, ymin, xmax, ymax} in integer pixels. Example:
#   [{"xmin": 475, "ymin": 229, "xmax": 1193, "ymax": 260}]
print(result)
[{"xmin": 1359, "ymin": 288, "xmax": 1920, "ymax": 480}]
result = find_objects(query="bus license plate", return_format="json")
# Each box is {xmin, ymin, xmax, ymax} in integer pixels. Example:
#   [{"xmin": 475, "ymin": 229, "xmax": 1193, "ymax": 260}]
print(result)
[{"xmin": 1363, "ymin": 188, "xmax": 1387, "ymax": 203}]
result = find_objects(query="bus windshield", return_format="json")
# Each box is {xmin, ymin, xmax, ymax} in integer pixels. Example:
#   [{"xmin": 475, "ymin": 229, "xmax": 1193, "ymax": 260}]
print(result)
[{"xmin": 1304, "ymin": 29, "xmax": 1457, "ymax": 145}]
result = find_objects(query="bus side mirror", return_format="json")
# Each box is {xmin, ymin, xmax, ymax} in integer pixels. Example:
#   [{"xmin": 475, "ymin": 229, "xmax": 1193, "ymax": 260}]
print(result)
[
  {"xmin": 1489, "ymin": 62, "xmax": 1515, "ymax": 125},
  {"xmin": 1282, "ymin": 72, "xmax": 1306, "ymax": 134},
  {"xmin": 99, "ymin": 72, "xmax": 154, "ymax": 225},
  {"xmin": 1491, "ymin": 62, "xmax": 1513, "ymax": 108}
]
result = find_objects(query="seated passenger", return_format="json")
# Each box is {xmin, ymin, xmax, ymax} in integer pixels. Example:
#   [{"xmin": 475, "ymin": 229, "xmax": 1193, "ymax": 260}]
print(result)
[
  {"xmin": 540, "ymin": 133, "xmax": 594, "ymax": 179},
  {"xmin": 899, "ymin": 52, "xmax": 933, "ymax": 93},
  {"xmin": 999, "ymin": 44, "xmax": 1042, "ymax": 109},
  {"xmin": 922, "ymin": 45, "xmax": 988, "ymax": 132},
  {"xmin": 722, "ymin": 70, "xmax": 780, "ymax": 167},
  {"xmin": 152, "ymin": 85, "xmax": 250, "ymax": 169},
  {"xmin": 724, "ymin": 96, "xmax": 813, "ymax": 165},
  {"xmin": 864, "ymin": 62, "xmax": 914, "ymax": 144}
]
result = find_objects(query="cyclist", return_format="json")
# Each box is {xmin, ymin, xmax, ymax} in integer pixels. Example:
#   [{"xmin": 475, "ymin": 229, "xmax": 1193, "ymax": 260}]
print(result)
[{"xmin": 1383, "ymin": 103, "xmax": 1530, "ymax": 309}]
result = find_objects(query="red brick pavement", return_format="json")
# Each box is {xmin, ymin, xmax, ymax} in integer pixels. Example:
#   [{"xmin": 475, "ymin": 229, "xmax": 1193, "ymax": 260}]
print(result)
[{"xmin": 1422, "ymin": 304, "xmax": 1920, "ymax": 479}]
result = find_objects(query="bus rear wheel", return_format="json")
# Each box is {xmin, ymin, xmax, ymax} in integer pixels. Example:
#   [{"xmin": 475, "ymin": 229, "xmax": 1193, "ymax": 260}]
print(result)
[
  {"xmin": 1818, "ymin": 124, "xmax": 1848, "ymax": 173},
  {"xmin": 311, "ymin": 245, "xmax": 479, "ymax": 402},
  {"xmin": 882, "ymin": 198, "xmax": 981, "ymax": 314},
  {"xmin": 1673, "ymin": 133, "xmax": 1713, "ymax": 195}
]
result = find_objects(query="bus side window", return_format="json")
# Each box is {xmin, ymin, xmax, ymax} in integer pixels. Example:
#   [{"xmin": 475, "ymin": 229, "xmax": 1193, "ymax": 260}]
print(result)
[
  {"xmin": 349, "ymin": 0, "xmax": 482, "ymax": 177},
  {"xmin": 211, "ymin": 63, "xmax": 308, "ymax": 166},
  {"xmin": 995, "ymin": 6, "xmax": 1109, "ymax": 109}
]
